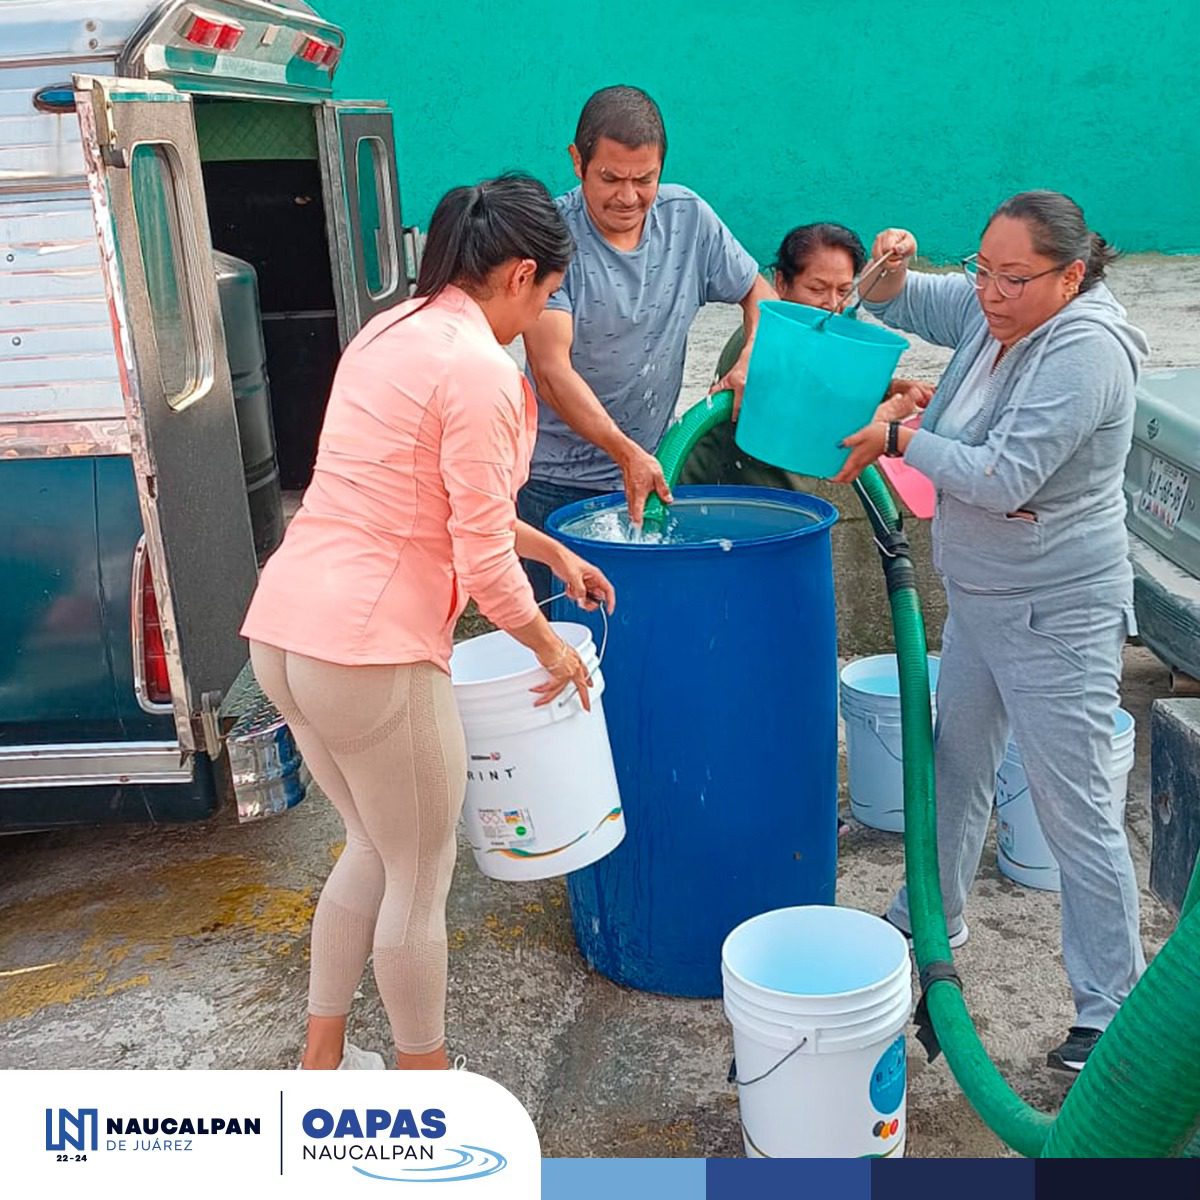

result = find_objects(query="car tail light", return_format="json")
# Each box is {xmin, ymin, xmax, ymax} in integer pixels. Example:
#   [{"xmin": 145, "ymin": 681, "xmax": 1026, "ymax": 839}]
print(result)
[
  {"xmin": 182, "ymin": 10, "xmax": 245, "ymax": 52},
  {"xmin": 295, "ymin": 33, "xmax": 340, "ymax": 68},
  {"xmin": 137, "ymin": 549, "xmax": 172, "ymax": 705}
]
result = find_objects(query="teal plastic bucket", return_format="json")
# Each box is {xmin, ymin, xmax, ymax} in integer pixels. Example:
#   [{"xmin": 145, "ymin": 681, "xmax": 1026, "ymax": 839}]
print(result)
[{"xmin": 736, "ymin": 301, "xmax": 909, "ymax": 479}]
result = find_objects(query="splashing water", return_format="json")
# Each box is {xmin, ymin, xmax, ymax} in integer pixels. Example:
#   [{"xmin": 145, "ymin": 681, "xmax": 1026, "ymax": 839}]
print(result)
[
  {"xmin": 558, "ymin": 497, "xmax": 819, "ymax": 546},
  {"xmin": 566, "ymin": 509, "xmax": 674, "ymax": 544}
]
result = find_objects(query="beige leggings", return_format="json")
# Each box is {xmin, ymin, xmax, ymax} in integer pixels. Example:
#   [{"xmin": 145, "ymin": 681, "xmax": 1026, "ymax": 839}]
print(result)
[{"xmin": 250, "ymin": 642, "xmax": 466, "ymax": 1054}]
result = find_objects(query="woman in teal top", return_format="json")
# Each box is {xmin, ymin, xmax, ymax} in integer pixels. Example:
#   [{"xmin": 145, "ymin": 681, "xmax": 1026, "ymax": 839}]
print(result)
[{"xmin": 680, "ymin": 222, "xmax": 931, "ymax": 487}]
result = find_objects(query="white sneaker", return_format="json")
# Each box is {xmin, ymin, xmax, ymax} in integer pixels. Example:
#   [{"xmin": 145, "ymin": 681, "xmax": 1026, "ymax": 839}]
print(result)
[
  {"xmin": 296, "ymin": 1041, "xmax": 386, "ymax": 1070},
  {"xmin": 338, "ymin": 1042, "xmax": 386, "ymax": 1070},
  {"xmin": 884, "ymin": 913, "xmax": 970, "ymax": 949}
]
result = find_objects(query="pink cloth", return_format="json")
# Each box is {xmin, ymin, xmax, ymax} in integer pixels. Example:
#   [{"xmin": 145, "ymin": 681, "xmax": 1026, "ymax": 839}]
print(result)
[{"xmin": 241, "ymin": 286, "xmax": 540, "ymax": 671}]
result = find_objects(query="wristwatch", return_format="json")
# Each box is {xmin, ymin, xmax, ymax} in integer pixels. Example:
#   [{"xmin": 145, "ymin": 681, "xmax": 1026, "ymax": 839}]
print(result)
[{"xmin": 884, "ymin": 420, "xmax": 903, "ymax": 458}]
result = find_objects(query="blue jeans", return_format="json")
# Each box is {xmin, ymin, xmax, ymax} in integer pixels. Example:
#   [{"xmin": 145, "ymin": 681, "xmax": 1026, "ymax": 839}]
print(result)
[{"xmin": 516, "ymin": 477, "xmax": 607, "ymax": 604}]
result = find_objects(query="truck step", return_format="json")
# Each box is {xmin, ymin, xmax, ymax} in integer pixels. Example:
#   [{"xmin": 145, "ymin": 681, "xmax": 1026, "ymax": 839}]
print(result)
[{"xmin": 1150, "ymin": 698, "xmax": 1200, "ymax": 915}]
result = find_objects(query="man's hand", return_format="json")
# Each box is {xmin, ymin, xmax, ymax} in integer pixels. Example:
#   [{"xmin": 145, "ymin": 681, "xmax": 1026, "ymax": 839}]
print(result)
[{"xmin": 619, "ymin": 443, "xmax": 673, "ymax": 526}]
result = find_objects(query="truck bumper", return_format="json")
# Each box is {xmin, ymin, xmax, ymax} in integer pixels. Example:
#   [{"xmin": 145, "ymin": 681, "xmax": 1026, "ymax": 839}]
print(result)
[{"xmin": 1130, "ymin": 532, "xmax": 1200, "ymax": 680}]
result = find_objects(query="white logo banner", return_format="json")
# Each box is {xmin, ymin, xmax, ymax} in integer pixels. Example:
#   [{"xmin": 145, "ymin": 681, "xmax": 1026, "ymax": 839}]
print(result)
[{"xmin": 3, "ymin": 1069, "xmax": 541, "ymax": 1198}]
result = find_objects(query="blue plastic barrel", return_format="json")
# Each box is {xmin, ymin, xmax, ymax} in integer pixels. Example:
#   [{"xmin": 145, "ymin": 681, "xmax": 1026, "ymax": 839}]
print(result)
[
  {"xmin": 548, "ymin": 486, "xmax": 839, "ymax": 997},
  {"xmin": 736, "ymin": 301, "xmax": 909, "ymax": 479}
]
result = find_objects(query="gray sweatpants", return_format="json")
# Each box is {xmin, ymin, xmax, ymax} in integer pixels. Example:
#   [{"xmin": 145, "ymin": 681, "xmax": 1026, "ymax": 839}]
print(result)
[{"xmin": 888, "ymin": 574, "xmax": 1145, "ymax": 1029}]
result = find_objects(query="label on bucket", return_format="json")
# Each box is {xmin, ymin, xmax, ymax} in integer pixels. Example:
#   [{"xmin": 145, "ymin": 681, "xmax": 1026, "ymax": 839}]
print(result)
[{"xmin": 475, "ymin": 807, "xmax": 538, "ymax": 850}]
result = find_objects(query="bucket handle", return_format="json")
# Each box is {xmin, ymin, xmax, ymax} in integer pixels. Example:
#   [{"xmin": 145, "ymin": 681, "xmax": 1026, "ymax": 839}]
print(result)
[
  {"xmin": 814, "ymin": 255, "xmax": 892, "ymax": 329},
  {"xmin": 539, "ymin": 591, "xmax": 610, "ymax": 671},
  {"xmin": 727, "ymin": 1035, "xmax": 810, "ymax": 1088},
  {"xmin": 844, "ymin": 706, "xmax": 907, "ymax": 764},
  {"xmin": 538, "ymin": 593, "xmax": 610, "ymax": 715}
]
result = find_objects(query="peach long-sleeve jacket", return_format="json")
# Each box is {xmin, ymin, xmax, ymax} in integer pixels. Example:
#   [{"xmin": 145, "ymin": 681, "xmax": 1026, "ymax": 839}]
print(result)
[{"xmin": 241, "ymin": 286, "xmax": 540, "ymax": 671}]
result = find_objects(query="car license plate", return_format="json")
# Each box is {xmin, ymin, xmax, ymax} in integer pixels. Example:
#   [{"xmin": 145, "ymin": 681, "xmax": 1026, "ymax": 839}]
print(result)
[{"xmin": 1138, "ymin": 455, "xmax": 1190, "ymax": 530}]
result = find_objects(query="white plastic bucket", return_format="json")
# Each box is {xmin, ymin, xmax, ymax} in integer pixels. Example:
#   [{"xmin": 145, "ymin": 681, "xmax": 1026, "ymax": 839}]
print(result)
[
  {"xmin": 996, "ymin": 708, "xmax": 1136, "ymax": 892},
  {"xmin": 450, "ymin": 621, "xmax": 624, "ymax": 882},
  {"xmin": 840, "ymin": 654, "xmax": 940, "ymax": 832},
  {"xmin": 722, "ymin": 906, "xmax": 912, "ymax": 1158}
]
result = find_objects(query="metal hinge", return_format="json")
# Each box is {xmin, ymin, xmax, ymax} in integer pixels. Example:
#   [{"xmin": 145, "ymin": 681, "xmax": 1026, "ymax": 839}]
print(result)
[
  {"xmin": 200, "ymin": 691, "xmax": 224, "ymax": 759},
  {"xmin": 88, "ymin": 78, "xmax": 127, "ymax": 169},
  {"xmin": 402, "ymin": 226, "xmax": 424, "ymax": 295}
]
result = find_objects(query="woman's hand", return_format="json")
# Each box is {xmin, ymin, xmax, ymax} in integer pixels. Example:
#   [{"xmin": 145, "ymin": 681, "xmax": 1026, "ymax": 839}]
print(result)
[
  {"xmin": 553, "ymin": 547, "xmax": 616, "ymax": 614},
  {"xmin": 861, "ymin": 229, "xmax": 917, "ymax": 305},
  {"xmin": 833, "ymin": 421, "xmax": 889, "ymax": 484},
  {"xmin": 531, "ymin": 637, "xmax": 593, "ymax": 711},
  {"xmin": 872, "ymin": 228, "xmax": 918, "ymax": 270},
  {"xmin": 874, "ymin": 378, "xmax": 934, "ymax": 423},
  {"xmin": 515, "ymin": 521, "xmax": 616, "ymax": 614},
  {"xmin": 713, "ymin": 357, "xmax": 749, "ymax": 419}
]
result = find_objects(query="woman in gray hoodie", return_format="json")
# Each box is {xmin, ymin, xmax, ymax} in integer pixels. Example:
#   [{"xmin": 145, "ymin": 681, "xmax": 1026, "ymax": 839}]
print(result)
[{"xmin": 835, "ymin": 191, "xmax": 1149, "ymax": 1073}]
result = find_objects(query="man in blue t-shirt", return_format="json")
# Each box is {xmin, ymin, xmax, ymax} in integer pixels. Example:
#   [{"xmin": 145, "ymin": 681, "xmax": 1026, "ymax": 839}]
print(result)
[{"xmin": 520, "ymin": 85, "xmax": 776, "ymax": 600}]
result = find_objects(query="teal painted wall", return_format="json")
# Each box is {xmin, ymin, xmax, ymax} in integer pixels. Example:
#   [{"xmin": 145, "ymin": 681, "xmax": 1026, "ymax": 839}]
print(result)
[{"xmin": 321, "ymin": 0, "xmax": 1199, "ymax": 264}]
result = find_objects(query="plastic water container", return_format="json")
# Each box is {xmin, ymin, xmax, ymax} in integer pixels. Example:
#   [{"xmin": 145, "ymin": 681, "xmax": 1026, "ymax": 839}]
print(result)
[
  {"xmin": 550, "ymin": 488, "xmax": 839, "ymax": 997},
  {"xmin": 840, "ymin": 654, "xmax": 940, "ymax": 833},
  {"xmin": 996, "ymin": 708, "xmax": 1136, "ymax": 891},
  {"xmin": 722, "ymin": 906, "xmax": 912, "ymax": 1158},
  {"xmin": 227, "ymin": 692, "xmax": 308, "ymax": 823},
  {"xmin": 213, "ymin": 250, "xmax": 284, "ymax": 564},
  {"xmin": 450, "ymin": 621, "xmax": 624, "ymax": 882},
  {"xmin": 736, "ymin": 301, "xmax": 909, "ymax": 480}
]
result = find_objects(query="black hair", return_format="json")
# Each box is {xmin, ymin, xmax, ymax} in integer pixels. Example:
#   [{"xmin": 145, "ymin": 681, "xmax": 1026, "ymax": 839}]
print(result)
[
  {"xmin": 772, "ymin": 222, "xmax": 866, "ymax": 286},
  {"xmin": 573, "ymin": 85, "xmax": 667, "ymax": 171},
  {"xmin": 411, "ymin": 172, "xmax": 573, "ymax": 312},
  {"xmin": 987, "ymin": 190, "xmax": 1118, "ymax": 293}
]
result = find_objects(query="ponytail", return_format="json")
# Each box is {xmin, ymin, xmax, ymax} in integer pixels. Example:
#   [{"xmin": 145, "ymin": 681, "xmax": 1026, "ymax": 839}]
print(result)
[
  {"xmin": 1083, "ymin": 231, "xmax": 1119, "ymax": 292},
  {"xmin": 411, "ymin": 185, "xmax": 484, "ymax": 304}
]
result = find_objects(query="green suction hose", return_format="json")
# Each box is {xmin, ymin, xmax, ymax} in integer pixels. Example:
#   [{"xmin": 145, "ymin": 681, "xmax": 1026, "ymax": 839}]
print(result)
[
  {"xmin": 652, "ymin": 398, "xmax": 1200, "ymax": 1158},
  {"xmin": 643, "ymin": 389, "xmax": 736, "ymax": 528},
  {"xmin": 857, "ymin": 465, "xmax": 1200, "ymax": 1160},
  {"xmin": 854, "ymin": 468, "xmax": 1053, "ymax": 1157}
]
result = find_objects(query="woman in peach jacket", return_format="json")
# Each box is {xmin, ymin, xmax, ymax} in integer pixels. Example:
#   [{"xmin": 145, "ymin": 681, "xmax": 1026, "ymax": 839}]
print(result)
[{"xmin": 241, "ymin": 174, "xmax": 614, "ymax": 1072}]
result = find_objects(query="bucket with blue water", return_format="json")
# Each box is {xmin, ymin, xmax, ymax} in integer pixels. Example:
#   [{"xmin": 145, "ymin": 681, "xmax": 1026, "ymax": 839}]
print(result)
[
  {"xmin": 996, "ymin": 708, "xmax": 1136, "ymax": 891},
  {"xmin": 722, "ymin": 906, "xmax": 912, "ymax": 1158},
  {"xmin": 549, "ymin": 487, "xmax": 840, "ymax": 998},
  {"xmin": 735, "ymin": 301, "xmax": 909, "ymax": 480},
  {"xmin": 840, "ymin": 654, "xmax": 941, "ymax": 833}
]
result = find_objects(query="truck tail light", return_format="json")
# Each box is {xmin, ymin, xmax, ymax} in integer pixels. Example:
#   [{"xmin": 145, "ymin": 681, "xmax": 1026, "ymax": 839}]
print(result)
[
  {"xmin": 182, "ymin": 11, "xmax": 245, "ymax": 52},
  {"xmin": 295, "ymin": 33, "xmax": 340, "ymax": 68},
  {"xmin": 134, "ymin": 542, "xmax": 172, "ymax": 706}
]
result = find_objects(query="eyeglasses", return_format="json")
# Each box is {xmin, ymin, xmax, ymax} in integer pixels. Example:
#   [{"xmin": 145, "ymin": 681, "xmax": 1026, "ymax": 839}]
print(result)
[{"xmin": 961, "ymin": 254, "xmax": 1068, "ymax": 300}]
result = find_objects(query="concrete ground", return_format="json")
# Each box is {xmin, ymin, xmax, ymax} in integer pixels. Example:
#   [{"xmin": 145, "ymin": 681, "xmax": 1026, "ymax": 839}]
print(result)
[{"xmin": 1, "ymin": 257, "xmax": 1197, "ymax": 1158}]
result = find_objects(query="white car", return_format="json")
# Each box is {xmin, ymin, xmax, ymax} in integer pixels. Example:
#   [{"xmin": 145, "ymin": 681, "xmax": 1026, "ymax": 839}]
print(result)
[{"xmin": 1124, "ymin": 368, "xmax": 1200, "ymax": 682}]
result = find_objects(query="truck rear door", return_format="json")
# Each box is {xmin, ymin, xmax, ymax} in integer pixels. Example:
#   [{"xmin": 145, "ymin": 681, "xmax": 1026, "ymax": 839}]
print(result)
[
  {"xmin": 317, "ymin": 102, "xmax": 410, "ymax": 346},
  {"xmin": 74, "ymin": 75, "xmax": 258, "ymax": 754}
]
